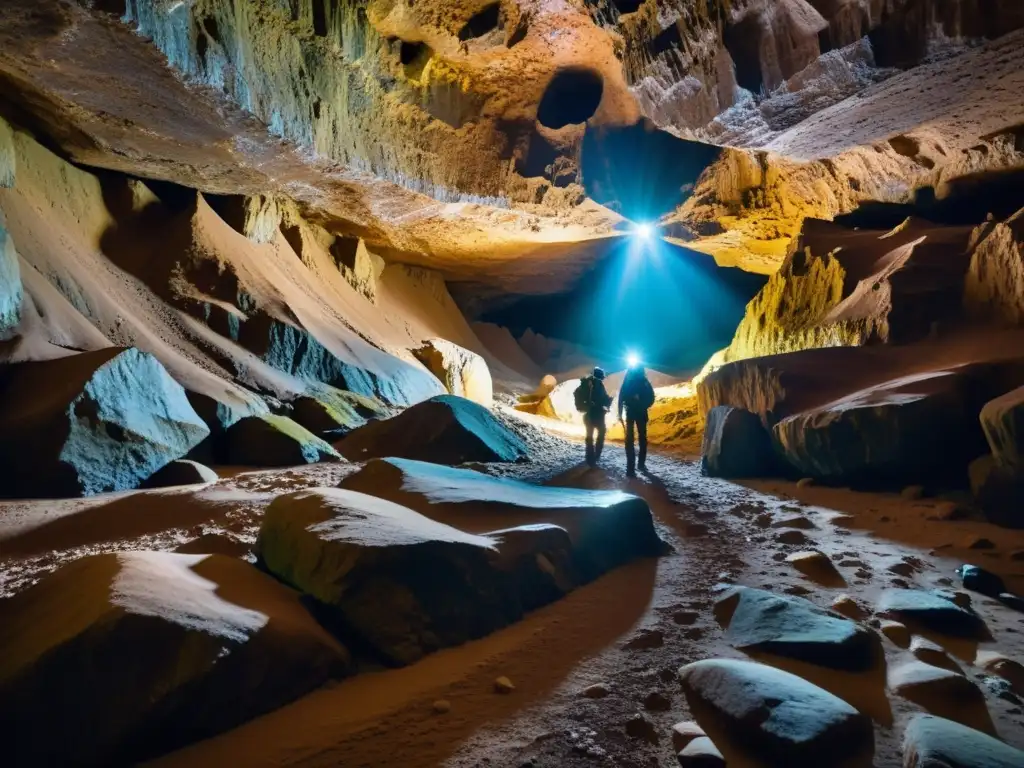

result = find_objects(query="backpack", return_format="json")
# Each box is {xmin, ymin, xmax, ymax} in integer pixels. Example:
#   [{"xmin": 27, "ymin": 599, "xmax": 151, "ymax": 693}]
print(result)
[
  {"xmin": 573, "ymin": 377, "xmax": 594, "ymax": 413},
  {"xmin": 624, "ymin": 377, "xmax": 656, "ymax": 412}
]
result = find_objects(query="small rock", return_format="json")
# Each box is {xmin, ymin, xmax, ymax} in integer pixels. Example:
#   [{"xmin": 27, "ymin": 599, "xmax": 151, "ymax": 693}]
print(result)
[
  {"xmin": 796, "ymin": 477, "xmax": 814, "ymax": 488},
  {"xmin": 677, "ymin": 736, "xmax": 725, "ymax": 767},
  {"xmin": 888, "ymin": 562, "xmax": 916, "ymax": 577},
  {"xmin": 965, "ymin": 536, "xmax": 996, "ymax": 550},
  {"xmin": 772, "ymin": 515, "xmax": 816, "ymax": 530},
  {"xmin": 879, "ymin": 515, "xmax": 892, "ymax": 523},
  {"xmin": 910, "ymin": 636, "xmax": 960, "ymax": 673},
  {"xmin": 999, "ymin": 593, "xmax": 1024, "ymax": 613},
  {"xmin": 755, "ymin": 513, "xmax": 774, "ymax": 528},
  {"xmin": 837, "ymin": 559, "xmax": 867, "ymax": 568},
  {"xmin": 624, "ymin": 629, "xmax": 664, "ymax": 650},
  {"xmin": 878, "ymin": 589, "xmax": 986, "ymax": 638},
  {"xmin": 784, "ymin": 584, "xmax": 813, "ymax": 596},
  {"xmin": 670, "ymin": 721, "xmax": 706, "ymax": 752},
  {"xmin": 927, "ymin": 502, "xmax": 967, "ymax": 521},
  {"xmin": 901, "ymin": 485, "xmax": 926, "ymax": 501},
  {"xmin": 625, "ymin": 713, "xmax": 659, "ymax": 744},
  {"xmin": 673, "ymin": 611, "xmax": 699, "ymax": 625},
  {"xmin": 975, "ymin": 651, "xmax": 1024, "ymax": 693},
  {"xmin": 831, "ymin": 594, "xmax": 867, "ymax": 620},
  {"xmin": 771, "ymin": 552, "xmax": 788, "ymax": 562},
  {"xmin": 776, "ymin": 530, "xmax": 811, "ymax": 545},
  {"xmin": 957, "ymin": 564, "xmax": 1006, "ymax": 597},
  {"xmin": 786, "ymin": 549, "xmax": 838, "ymax": 580},
  {"xmin": 855, "ymin": 568, "xmax": 872, "ymax": 580},
  {"xmin": 879, "ymin": 620, "xmax": 911, "ymax": 647},
  {"xmin": 581, "ymin": 683, "xmax": 610, "ymax": 699},
  {"xmin": 494, "ymin": 676, "xmax": 515, "ymax": 694},
  {"xmin": 432, "ymin": 699, "xmax": 451, "ymax": 714},
  {"xmin": 979, "ymin": 675, "xmax": 1022, "ymax": 703},
  {"xmin": 643, "ymin": 690, "xmax": 672, "ymax": 711}
]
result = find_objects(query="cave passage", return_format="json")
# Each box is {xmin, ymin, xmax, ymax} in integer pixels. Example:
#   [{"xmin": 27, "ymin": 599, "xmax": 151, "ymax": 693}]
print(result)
[
  {"xmin": 536, "ymin": 67, "xmax": 604, "ymax": 129},
  {"xmin": 482, "ymin": 239, "xmax": 767, "ymax": 374},
  {"xmin": 459, "ymin": 3, "xmax": 501, "ymax": 41}
]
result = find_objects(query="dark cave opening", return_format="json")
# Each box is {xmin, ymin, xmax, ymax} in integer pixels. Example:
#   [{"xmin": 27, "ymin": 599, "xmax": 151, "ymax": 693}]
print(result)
[
  {"xmin": 312, "ymin": 1, "xmax": 329, "ymax": 37},
  {"xmin": 536, "ymin": 67, "xmax": 604, "ymax": 129},
  {"xmin": 610, "ymin": 0, "xmax": 645, "ymax": 14},
  {"xmin": 723, "ymin": 17, "xmax": 765, "ymax": 94},
  {"xmin": 459, "ymin": 3, "xmax": 501, "ymax": 41}
]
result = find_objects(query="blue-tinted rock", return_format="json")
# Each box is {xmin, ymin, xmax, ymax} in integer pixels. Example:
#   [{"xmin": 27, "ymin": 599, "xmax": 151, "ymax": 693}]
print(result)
[
  {"xmin": 678, "ymin": 659, "xmax": 872, "ymax": 764},
  {"xmin": 903, "ymin": 714, "xmax": 1024, "ymax": 768},
  {"xmin": 338, "ymin": 394, "xmax": 529, "ymax": 464},
  {"xmin": 716, "ymin": 586, "xmax": 879, "ymax": 670},
  {"xmin": 878, "ymin": 588, "xmax": 987, "ymax": 638}
]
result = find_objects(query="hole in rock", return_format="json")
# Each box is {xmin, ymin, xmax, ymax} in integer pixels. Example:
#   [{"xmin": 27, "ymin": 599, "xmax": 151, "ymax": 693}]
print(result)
[
  {"xmin": 536, "ymin": 68, "xmax": 603, "ymax": 129},
  {"xmin": 581, "ymin": 119, "xmax": 721, "ymax": 222},
  {"xmin": 400, "ymin": 40, "xmax": 432, "ymax": 79},
  {"xmin": 92, "ymin": 0, "xmax": 127, "ymax": 15},
  {"xmin": 329, "ymin": 235, "xmax": 360, "ymax": 271},
  {"xmin": 611, "ymin": 0, "xmax": 645, "ymax": 14},
  {"xmin": 312, "ymin": 1, "xmax": 328, "ymax": 37},
  {"xmin": 506, "ymin": 13, "xmax": 529, "ymax": 47},
  {"xmin": 888, "ymin": 135, "xmax": 920, "ymax": 158},
  {"xmin": 459, "ymin": 3, "xmax": 501, "ymax": 41},
  {"xmin": 723, "ymin": 17, "xmax": 765, "ymax": 94}
]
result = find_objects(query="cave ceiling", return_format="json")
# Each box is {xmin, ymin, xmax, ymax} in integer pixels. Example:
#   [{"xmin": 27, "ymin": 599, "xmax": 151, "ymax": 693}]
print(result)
[{"xmin": 1, "ymin": 0, "xmax": 1024, "ymax": 305}]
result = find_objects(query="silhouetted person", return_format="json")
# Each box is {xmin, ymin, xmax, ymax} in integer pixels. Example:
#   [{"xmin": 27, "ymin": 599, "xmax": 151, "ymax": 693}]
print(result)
[
  {"xmin": 618, "ymin": 364, "xmax": 655, "ymax": 477},
  {"xmin": 574, "ymin": 367, "xmax": 612, "ymax": 467}
]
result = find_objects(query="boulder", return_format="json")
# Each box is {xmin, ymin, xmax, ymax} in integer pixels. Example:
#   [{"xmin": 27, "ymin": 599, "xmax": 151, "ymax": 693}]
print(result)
[
  {"xmin": 889, "ymin": 661, "xmax": 989, "ymax": 731},
  {"xmin": 288, "ymin": 387, "xmax": 385, "ymax": 439},
  {"xmin": 224, "ymin": 414, "xmax": 341, "ymax": 466},
  {"xmin": 877, "ymin": 589, "xmax": 987, "ymax": 638},
  {"xmin": 412, "ymin": 338, "xmax": 493, "ymax": 407},
  {"xmin": 969, "ymin": 454, "xmax": 1024, "ymax": 528},
  {"xmin": 141, "ymin": 459, "xmax": 218, "ymax": 488},
  {"xmin": 903, "ymin": 714, "xmax": 1024, "ymax": 768},
  {"xmin": 910, "ymin": 636, "xmax": 960, "ymax": 673},
  {"xmin": 714, "ymin": 586, "xmax": 879, "ymax": 670},
  {"xmin": 678, "ymin": 659, "xmax": 872, "ymax": 764},
  {"xmin": 0, "ymin": 348, "xmax": 209, "ymax": 497},
  {"xmin": 256, "ymin": 488, "xmax": 565, "ymax": 665},
  {"xmin": 338, "ymin": 394, "xmax": 528, "ymax": 464},
  {"xmin": 340, "ymin": 457, "xmax": 666, "ymax": 581},
  {"xmin": 879, "ymin": 620, "xmax": 911, "ymax": 647},
  {"xmin": 0, "ymin": 552, "xmax": 348, "ymax": 767},
  {"xmin": 700, "ymin": 406, "xmax": 776, "ymax": 478}
]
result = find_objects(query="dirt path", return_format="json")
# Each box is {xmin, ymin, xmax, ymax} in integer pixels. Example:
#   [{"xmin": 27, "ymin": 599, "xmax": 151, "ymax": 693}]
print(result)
[{"xmin": 143, "ymin": 446, "xmax": 1024, "ymax": 768}]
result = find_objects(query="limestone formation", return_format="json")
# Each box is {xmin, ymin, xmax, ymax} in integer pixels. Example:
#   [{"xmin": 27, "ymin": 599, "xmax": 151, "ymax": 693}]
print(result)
[
  {"xmin": 338, "ymin": 394, "xmax": 529, "ymax": 464},
  {"xmin": 413, "ymin": 338, "xmax": 494, "ymax": 406},
  {"xmin": 678, "ymin": 659, "xmax": 872, "ymax": 764},
  {"xmin": 0, "ymin": 348, "xmax": 209, "ymax": 498},
  {"xmin": 965, "ymin": 209, "xmax": 1024, "ymax": 326},
  {"xmin": 0, "ymin": 552, "xmax": 348, "ymax": 767}
]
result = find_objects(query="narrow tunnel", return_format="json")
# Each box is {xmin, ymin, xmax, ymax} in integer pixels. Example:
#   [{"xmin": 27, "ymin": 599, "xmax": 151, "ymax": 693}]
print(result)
[{"xmin": 536, "ymin": 67, "xmax": 604, "ymax": 129}]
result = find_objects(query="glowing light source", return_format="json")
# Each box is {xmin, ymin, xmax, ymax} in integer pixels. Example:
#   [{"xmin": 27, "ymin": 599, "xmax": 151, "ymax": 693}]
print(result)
[
  {"xmin": 626, "ymin": 351, "xmax": 640, "ymax": 368},
  {"xmin": 633, "ymin": 222, "xmax": 653, "ymax": 241}
]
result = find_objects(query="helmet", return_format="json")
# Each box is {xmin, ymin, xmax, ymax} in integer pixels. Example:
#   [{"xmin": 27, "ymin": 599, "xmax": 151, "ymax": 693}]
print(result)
[{"xmin": 592, "ymin": 367, "xmax": 606, "ymax": 380}]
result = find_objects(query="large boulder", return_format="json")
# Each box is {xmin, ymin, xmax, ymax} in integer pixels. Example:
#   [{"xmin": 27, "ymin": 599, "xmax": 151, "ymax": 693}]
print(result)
[
  {"xmin": 701, "ymin": 406, "xmax": 777, "ymax": 478},
  {"xmin": 980, "ymin": 385, "xmax": 1024, "ymax": 470},
  {"xmin": 287, "ymin": 387, "xmax": 385, "ymax": 439},
  {"xmin": 678, "ymin": 659, "xmax": 873, "ymax": 764},
  {"xmin": 340, "ymin": 457, "xmax": 666, "ymax": 580},
  {"xmin": 903, "ymin": 714, "xmax": 1024, "ymax": 768},
  {"xmin": 715, "ymin": 586, "xmax": 880, "ymax": 670},
  {"xmin": 412, "ymin": 338, "xmax": 493, "ymax": 407},
  {"xmin": 0, "ymin": 348, "xmax": 209, "ymax": 497},
  {"xmin": 224, "ymin": 414, "xmax": 341, "ymax": 466},
  {"xmin": 256, "ymin": 487, "xmax": 558, "ymax": 665},
  {"xmin": 337, "ymin": 394, "xmax": 528, "ymax": 464},
  {"xmin": 0, "ymin": 552, "xmax": 348, "ymax": 767},
  {"xmin": 877, "ymin": 589, "xmax": 987, "ymax": 638}
]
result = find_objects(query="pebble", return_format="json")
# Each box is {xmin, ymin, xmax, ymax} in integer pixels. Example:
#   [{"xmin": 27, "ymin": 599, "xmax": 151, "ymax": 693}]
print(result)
[
  {"xmin": 910, "ymin": 636, "xmax": 960, "ymax": 673},
  {"xmin": 581, "ymin": 683, "xmax": 610, "ymax": 699},
  {"xmin": 772, "ymin": 515, "xmax": 816, "ymax": 530},
  {"xmin": 673, "ymin": 610, "xmax": 699, "ymax": 625},
  {"xmin": 494, "ymin": 676, "xmax": 515, "ymax": 694},
  {"xmin": 643, "ymin": 690, "xmax": 671, "ymax": 711},
  {"xmin": 831, "ymin": 594, "xmax": 867, "ymax": 620},
  {"xmin": 784, "ymin": 584, "xmax": 813, "ymax": 596},
  {"xmin": 670, "ymin": 721, "xmax": 706, "ymax": 752},
  {"xmin": 432, "ymin": 699, "xmax": 451, "ymax": 714},
  {"xmin": 879, "ymin": 620, "xmax": 910, "ymax": 647},
  {"xmin": 776, "ymin": 530, "xmax": 811, "ymax": 545},
  {"xmin": 888, "ymin": 562, "xmax": 915, "ymax": 577},
  {"xmin": 754, "ymin": 513, "xmax": 774, "ymax": 528}
]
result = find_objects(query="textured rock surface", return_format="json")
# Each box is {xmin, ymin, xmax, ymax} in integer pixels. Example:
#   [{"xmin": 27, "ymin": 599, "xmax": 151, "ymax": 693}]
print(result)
[
  {"xmin": 0, "ymin": 552, "xmax": 348, "ymax": 767},
  {"xmin": 980, "ymin": 385, "xmax": 1024, "ymax": 470},
  {"xmin": 0, "ymin": 348, "xmax": 209, "ymax": 497},
  {"xmin": 903, "ymin": 714, "xmax": 1024, "ymax": 768},
  {"xmin": 877, "ymin": 589, "xmax": 987, "ymax": 638},
  {"xmin": 700, "ymin": 405, "xmax": 776, "ymax": 478},
  {"xmin": 965, "ymin": 209, "xmax": 1024, "ymax": 326},
  {"xmin": 340, "ymin": 457, "xmax": 665, "ymax": 581},
  {"xmin": 141, "ymin": 459, "xmax": 219, "ymax": 489},
  {"xmin": 714, "ymin": 586, "xmax": 879, "ymax": 670},
  {"xmin": 225, "ymin": 415, "xmax": 341, "ymax": 467},
  {"xmin": 413, "ymin": 338, "xmax": 493, "ymax": 406},
  {"xmin": 678, "ymin": 658, "xmax": 872, "ymax": 764},
  {"xmin": 256, "ymin": 487, "xmax": 566, "ymax": 665},
  {"xmin": 338, "ymin": 394, "xmax": 528, "ymax": 464},
  {"xmin": 889, "ymin": 661, "xmax": 989, "ymax": 732}
]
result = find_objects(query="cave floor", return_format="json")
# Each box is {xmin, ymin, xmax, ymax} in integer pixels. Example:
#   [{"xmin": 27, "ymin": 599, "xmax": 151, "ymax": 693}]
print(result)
[{"xmin": 4, "ymin": 441, "xmax": 1024, "ymax": 767}]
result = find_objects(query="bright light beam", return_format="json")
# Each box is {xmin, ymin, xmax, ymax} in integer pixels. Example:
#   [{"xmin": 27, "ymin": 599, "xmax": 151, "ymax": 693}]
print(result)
[
  {"xmin": 633, "ymin": 222, "xmax": 653, "ymax": 241},
  {"xmin": 626, "ymin": 351, "xmax": 640, "ymax": 368}
]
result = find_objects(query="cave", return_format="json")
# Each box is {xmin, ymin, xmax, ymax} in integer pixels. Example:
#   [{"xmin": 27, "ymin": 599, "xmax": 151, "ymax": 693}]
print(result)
[
  {"xmin": 536, "ymin": 67, "xmax": 604, "ymax": 129},
  {"xmin": 458, "ymin": 2, "xmax": 501, "ymax": 41},
  {"xmin": 5, "ymin": 1, "xmax": 1024, "ymax": 766}
]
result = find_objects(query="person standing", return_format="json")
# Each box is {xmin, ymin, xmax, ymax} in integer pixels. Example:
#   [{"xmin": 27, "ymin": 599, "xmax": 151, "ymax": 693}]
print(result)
[
  {"xmin": 618, "ymin": 363, "xmax": 655, "ymax": 476},
  {"xmin": 574, "ymin": 367, "xmax": 613, "ymax": 467}
]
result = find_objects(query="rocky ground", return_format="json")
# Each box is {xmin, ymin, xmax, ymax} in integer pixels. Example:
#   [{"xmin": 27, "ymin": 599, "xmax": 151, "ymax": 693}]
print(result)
[{"xmin": 6, "ymin": 426, "xmax": 1022, "ymax": 767}]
